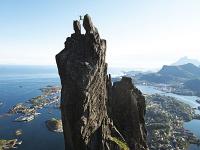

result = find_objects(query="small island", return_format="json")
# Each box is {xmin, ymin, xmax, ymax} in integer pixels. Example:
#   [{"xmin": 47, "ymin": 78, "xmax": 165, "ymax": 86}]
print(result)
[
  {"xmin": 8, "ymin": 86, "xmax": 61, "ymax": 122},
  {"xmin": 0, "ymin": 139, "xmax": 22, "ymax": 149},
  {"xmin": 0, "ymin": 85, "xmax": 61, "ymax": 149},
  {"xmin": 45, "ymin": 118, "xmax": 63, "ymax": 133}
]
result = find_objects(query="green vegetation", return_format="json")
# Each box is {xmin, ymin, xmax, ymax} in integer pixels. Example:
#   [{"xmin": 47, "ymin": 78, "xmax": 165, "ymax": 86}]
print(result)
[{"xmin": 109, "ymin": 136, "xmax": 129, "ymax": 150}]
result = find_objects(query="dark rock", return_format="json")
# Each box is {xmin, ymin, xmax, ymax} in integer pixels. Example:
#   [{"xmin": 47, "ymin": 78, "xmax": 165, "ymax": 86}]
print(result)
[
  {"xmin": 73, "ymin": 20, "xmax": 81, "ymax": 34},
  {"xmin": 111, "ymin": 77, "xmax": 147, "ymax": 150},
  {"xmin": 83, "ymin": 14, "xmax": 93, "ymax": 34},
  {"xmin": 56, "ymin": 14, "xmax": 147, "ymax": 150},
  {"xmin": 56, "ymin": 14, "xmax": 123, "ymax": 150},
  {"xmin": 83, "ymin": 14, "xmax": 100, "ymax": 44}
]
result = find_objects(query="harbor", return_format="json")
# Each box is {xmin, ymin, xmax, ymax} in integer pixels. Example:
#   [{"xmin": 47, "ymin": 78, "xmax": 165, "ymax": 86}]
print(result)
[
  {"xmin": 0, "ymin": 67, "xmax": 64, "ymax": 150},
  {"xmin": 138, "ymin": 85, "xmax": 200, "ymax": 150},
  {"xmin": 0, "ymin": 84, "xmax": 64, "ymax": 150},
  {"xmin": 0, "ymin": 74, "xmax": 200, "ymax": 150},
  {"xmin": 8, "ymin": 86, "xmax": 61, "ymax": 122}
]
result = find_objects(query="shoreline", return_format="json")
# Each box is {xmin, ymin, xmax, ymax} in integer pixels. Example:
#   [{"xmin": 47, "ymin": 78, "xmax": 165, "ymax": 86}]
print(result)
[
  {"xmin": 137, "ymin": 85, "xmax": 200, "ymax": 149},
  {"xmin": 145, "ymin": 94, "xmax": 200, "ymax": 149}
]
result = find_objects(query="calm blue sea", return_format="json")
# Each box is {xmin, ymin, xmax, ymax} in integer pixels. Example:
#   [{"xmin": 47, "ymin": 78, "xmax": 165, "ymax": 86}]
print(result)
[{"xmin": 0, "ymin": 65, "xmax": 64, "ymax": 150}]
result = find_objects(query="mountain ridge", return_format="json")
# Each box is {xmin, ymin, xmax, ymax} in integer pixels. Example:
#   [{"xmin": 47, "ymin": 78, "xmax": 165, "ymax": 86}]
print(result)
[
  {"xmin": 139, "ymin": 63, "xmax": 200, "ymax": 84},
  {"xmin": 172, "ymin": 56, "xmax": 200, "ymax": 67}
]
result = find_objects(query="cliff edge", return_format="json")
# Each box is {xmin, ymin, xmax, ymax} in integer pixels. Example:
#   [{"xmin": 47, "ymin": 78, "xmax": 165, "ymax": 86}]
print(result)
[{"xmin": 56, "ymin": 14, "xmax": 147, "ymax": 150}]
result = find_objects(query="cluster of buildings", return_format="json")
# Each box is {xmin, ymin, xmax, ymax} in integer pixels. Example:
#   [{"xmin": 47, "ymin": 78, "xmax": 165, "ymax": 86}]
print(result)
[
  {"xmin": 8, "ymin": 86, "xmax": 61, "ymax": 122},
  {"xmin": 145, "ymin": 94, "xmax": 200, "ymax": 150}
]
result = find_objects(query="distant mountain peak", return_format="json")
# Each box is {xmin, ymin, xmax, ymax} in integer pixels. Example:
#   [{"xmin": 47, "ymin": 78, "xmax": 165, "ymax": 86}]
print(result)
[
  {"xmin": 158, "ymin": 63, "xmax": 200, "ymax": 80},
  {"xmin": 172, "ymin": 57, "xmax": 200, "ymax": 67}
]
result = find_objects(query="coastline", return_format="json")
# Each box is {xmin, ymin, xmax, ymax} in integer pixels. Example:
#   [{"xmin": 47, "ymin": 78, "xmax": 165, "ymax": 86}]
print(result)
[
  {"xmin": 0, "ymin": 71, "xmax": 199, "ymax": 150},
  {"xmin": 137, "ymin": 85, "xmax": 200, "ymax": 149}
]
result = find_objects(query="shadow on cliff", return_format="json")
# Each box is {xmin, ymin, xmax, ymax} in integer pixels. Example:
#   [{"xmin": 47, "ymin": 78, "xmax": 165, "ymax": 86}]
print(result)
[{"xmin": 56, "ymin": 14, "xmax": 148, "ymax": 150}]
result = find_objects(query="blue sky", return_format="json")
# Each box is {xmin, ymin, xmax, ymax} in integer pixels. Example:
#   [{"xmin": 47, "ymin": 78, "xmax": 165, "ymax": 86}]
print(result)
[{"xmin": 1, "ymin": 0, "xmax": 200, "ymax": 70}]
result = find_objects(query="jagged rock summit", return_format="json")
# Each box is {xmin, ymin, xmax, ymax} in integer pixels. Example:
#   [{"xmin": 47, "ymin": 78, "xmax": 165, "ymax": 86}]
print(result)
[{"xmin": 56, "ymin": 14, "xmax": 147, "ymax": 150}]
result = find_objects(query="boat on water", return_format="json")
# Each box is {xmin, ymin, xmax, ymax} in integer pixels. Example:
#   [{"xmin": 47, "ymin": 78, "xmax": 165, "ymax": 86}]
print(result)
[
  {"xmin": 0, "ymin": 101, "xmax": 3, "ymax": 106},
  {"xmin": 15, "ymin": 129, "xmax": 23, "ymax": 136},
  {"xmin": 34, "ymin": 112, "xmax": 41, "ymax": 115},
  {"xmin": 14, "ymin": 115, "xmax": 34, "ymax": 122}
]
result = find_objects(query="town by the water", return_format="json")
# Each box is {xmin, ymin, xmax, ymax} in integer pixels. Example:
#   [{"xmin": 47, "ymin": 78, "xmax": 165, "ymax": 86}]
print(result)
[
  {"xmin": 0, "ymin": 85, "xmax": 62, "ymax": 149},
  {"xmin": 0, "ymin": 84, "xmax": 200, "ymax": 149}
]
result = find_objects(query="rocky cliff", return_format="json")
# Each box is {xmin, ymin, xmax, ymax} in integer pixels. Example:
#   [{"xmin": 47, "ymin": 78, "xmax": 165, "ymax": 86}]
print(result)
[
  {"xmin": 56, "ymin": 14, "xmax": 147, "ymax": 150},
  {"xmin": 110, "ymin": 77, "xmax": 147, "ymax": 150}
]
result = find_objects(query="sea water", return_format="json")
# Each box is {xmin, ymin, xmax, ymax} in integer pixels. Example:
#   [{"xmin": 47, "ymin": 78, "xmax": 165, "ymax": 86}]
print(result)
[
  {"xmin": 0, "ymin": 65, "xmax": 64, "ymax": 150},
  {"xmin": 1, "ymin": 66, "xmax": 200, "ymax": 150}
]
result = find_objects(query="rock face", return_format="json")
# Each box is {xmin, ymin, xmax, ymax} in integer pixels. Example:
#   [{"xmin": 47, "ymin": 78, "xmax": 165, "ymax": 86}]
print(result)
[
  {"xmin": 56, "ymin": 14, "xmax": 147, "ymax": 150},
  {"xmin": 110, "ymin": 77, "xmax": 147, "ymax": 150}
]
